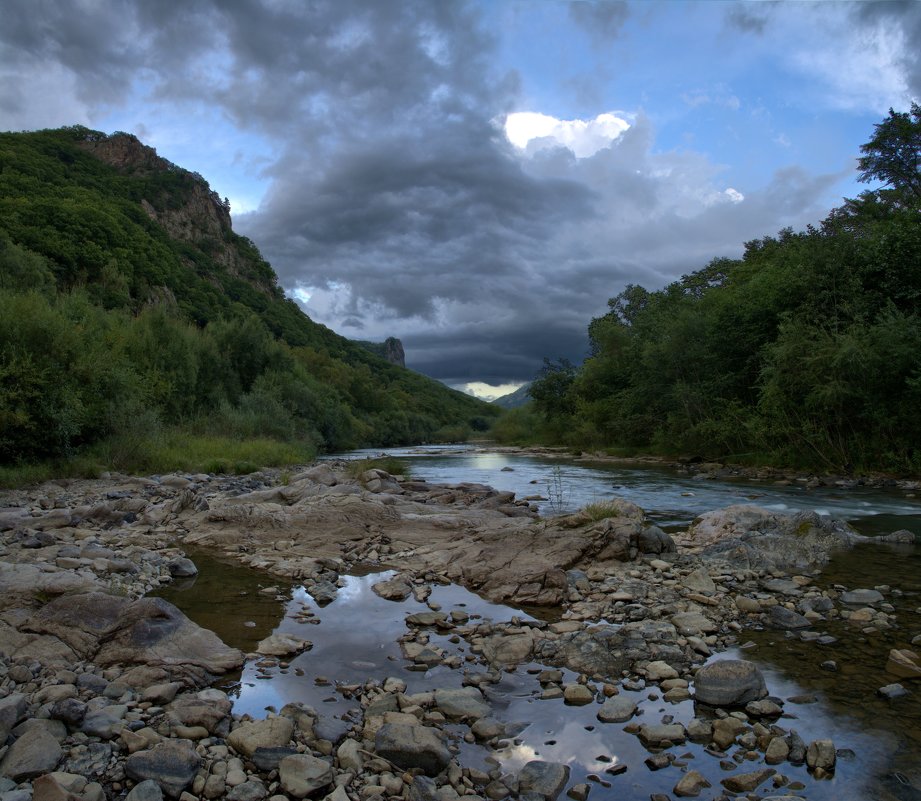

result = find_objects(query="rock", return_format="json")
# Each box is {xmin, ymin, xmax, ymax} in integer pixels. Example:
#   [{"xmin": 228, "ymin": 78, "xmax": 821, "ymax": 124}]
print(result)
[
  {"xmin": 481, "ymin": 631, "xmax": 534, "ymax": 666},
  {"xmin": 252, "ymin": 746, "xmax": 298, "ymax": 772},
  {"xmin": 405, "ymin": 611, "xmax": 448, "ymax": 627},
  {"xmin": 167, "ymin": 558, "xmax": 198, "ymax": 578},
  {"xmin": 765, "ymin": 736, "xmax": 790, "ymax": 764},
  {"xmin": 278, "ymin": 754, "xmax": 334, "ymax": 799},
  {"xmin": 26, "ymin": 593, "xmax": 244, "ymax": 675},
  {"xmin": 256, "ymin": 634, "xmax": 313, "ymax": 656},
  {"xmin": 563, "ymin": 684, "xmax": 594, "ymax": 705},
  {"xmin": 227, "ymin": 779, "xmax": 268, "ymax": 801},
  {"xmin": 0, "ymin": 727, "xmax": 63, "ymax": 781},
  {"xmin": 228, "ymin": 717, "xmax": 295, "ymax": 758},
  {"xmin": 878, "ymin": 683, "xmax": 909, "ymax": 699},
  {"xmin": 645, "ymin": 660, "xmax": 679, "ymax": 681},
  {"xmin": 745, "ymin": 699, "xmax": 783, "ymax": 718},
  {"xmin": 638, "ymin": 526, "xmax": 676, "ymax": 555},
  {"xmin": 517, "ymin": 761, "xmax": 570, "ymax": 801},
  {"xmin": 307, "ymin": 581, "xmax": 338, "ymax": 605},
  {"xmin": 471, "ymin": 717, "xmax": 505, "ymax": 740},
  {"xmin": 433, "ymin": 688, "xmax": 490, "ymax": 721},
  {"xmin": 840, "ymin": 588, "xmax": 883, "ymax": 605},
  {"xmin": 597, "ymin": 696, "xmax": 636, "ymax": 723},
  {"xmin": 374, "ymin": 723, "xmax": 450, "ymax": 776},
  {"xmin": 126, "ymin": 779, "xmax": 165, "ymax": 801},
  {"xmin": 712, "ymin": 717, "xmax": 748, "ymax": 749},
  {"xmin": 693, "ymin": 659, "xmax": 767, "ymax": 706},
  {"xmin": 566, "ymin": 784, "xmax": 590, "ymax": 801},
  {"xmin": 886, "ymin": 649, "xmax": 921, "ymax": 679},
  {"xmin": 673, "ymin": 770, "xmax": 711, "ymax": 797},
  {"xmin": 720, "ymin": 768, "xmax": 775, "ymax": 792},
  {"xmin": 671, "ymin": 612, "xmax": 716, "ymax": 635},
  {"xmin": 682, "ymin": 568, "xmax": 716, "ymax": 595},
  {"xmin": 372, "ymin": 576, "xmax": 413, "ymax": 601},
  {"xmin": 0, "ymin": 694, "xmax": 28, "ymax": 743},
  {"xmin": 168, "ymin": 695, "xmax": 232, "ymax": 734},
  {"xmin": 336, "ymin": 738, "xmax": 364, "ymax": 772},
  {"xmin": 638, "ymin": 723, "xmax": 686, "ymax": 746},
  {"xmin": 768, "ymin": 606, "xmax": 811, "ymax": 630},
  {"xmin": 124, "ymin": 740, "xmax": 201, "ymax": 798},
  {"xmin": 806, "ymin": 739, "xmax": 836, "ymax": 772},
  {"xmin": 81, "ymin": 704, "xmax": 127, "ymax": 739}
]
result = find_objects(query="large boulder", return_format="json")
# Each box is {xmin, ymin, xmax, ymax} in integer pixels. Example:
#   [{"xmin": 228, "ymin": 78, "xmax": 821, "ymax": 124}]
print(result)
[
  {"xmin": 688, "ymin": 506, "xmax": 863, "ymax": 572},
  {"xmin": 24, "ymin": 593, "xmax": 244, "ymax": 677},
  {"xmin": 693, "ymin": 659, "xmax": 767, "ymax": 707}
]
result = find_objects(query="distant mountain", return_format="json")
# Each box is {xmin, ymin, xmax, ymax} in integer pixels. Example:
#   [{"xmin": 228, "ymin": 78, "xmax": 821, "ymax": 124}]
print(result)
[
  {"xmin": 0, "ymin": 126, "xmax": 497, "ymax": 464},
  {"xmin": 493, "ymin": 383, "xmax": 531, "ymax": 409}
]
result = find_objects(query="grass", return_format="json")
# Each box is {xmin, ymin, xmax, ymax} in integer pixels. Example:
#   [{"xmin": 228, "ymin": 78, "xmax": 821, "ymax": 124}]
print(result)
[
  {"xmin": 345, "ymin": 456, "xmax": 410, "ymax": 480},
  {"xmin": 580, "ymin": 499, "xmax": 626, "ymax": 522},
  {"xmin": 0, "ymin": 429, "xmax": 316, "ymax": 488}
]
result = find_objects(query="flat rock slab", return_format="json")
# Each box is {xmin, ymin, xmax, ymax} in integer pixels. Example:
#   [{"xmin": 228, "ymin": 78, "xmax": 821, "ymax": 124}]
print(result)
[
  {"xmin": 125, "ymin": 739, "xmax": 200, "ymax": 798},
  {"xmin": 518, "ymin": 761, "xmax": 570, "ymax": 801},
  {"xmin": 693, "ymin": 659, "xmax": 767, "ymax": 707}
]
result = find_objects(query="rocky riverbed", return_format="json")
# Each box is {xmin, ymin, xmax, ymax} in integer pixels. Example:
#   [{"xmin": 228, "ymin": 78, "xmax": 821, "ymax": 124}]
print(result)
[{"xmin": 1, "ymin": 462, "xmax": 919, "ymax": 801}]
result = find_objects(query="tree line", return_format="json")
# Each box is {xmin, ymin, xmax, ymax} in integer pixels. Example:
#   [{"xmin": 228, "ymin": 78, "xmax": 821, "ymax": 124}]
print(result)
[{"xmin": 500, "ymin": 105, "xmax": 921, "ymax": 473}]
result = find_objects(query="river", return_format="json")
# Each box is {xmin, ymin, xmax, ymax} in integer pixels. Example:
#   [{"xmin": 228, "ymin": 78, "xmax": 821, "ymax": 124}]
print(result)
[{"xmin": 157, "ymin": 446, "xmax": 921, "ymax": 801}]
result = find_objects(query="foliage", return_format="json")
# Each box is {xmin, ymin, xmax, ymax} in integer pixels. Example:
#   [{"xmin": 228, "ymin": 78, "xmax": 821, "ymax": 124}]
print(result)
[
  {"xmin": 0, "ymin": 126, "xmax": 498, "ymax": 478},
  {"xmin": 503, "ymin": 107, "xmax": 921, "ymax": 474}
]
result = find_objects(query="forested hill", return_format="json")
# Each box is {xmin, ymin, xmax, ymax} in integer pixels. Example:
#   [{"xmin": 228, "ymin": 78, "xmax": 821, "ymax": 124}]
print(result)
[
  {"xmin": 511, "ymin": 105, "xmax": 921, "ymax": 474},
  {"xmin": 0, "ymin": 126, "xmax": 496, "ymax": 472}
]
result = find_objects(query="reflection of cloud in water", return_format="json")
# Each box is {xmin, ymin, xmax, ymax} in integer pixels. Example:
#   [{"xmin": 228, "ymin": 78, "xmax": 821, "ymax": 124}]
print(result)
[{"xmin": 497, "ymin": 718, "xmax": 623, "ymax": 773}]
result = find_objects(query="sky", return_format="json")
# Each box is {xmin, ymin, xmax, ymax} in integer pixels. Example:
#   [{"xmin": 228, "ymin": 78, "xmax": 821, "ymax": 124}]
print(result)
[{"xmin": 2, "ymin": 1, "xmax": 920, "ymax": 400}]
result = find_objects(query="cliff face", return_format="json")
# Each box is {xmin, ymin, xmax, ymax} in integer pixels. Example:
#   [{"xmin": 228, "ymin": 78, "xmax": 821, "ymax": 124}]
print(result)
[
  {"xmin": 383, "ymin": 337, "xmax": 406, "ymax": 367},
  {"xmin": 356, "ymin": 337, "xmax": 406, "ymax": 367},
  {"xmin": 79, "ymin": 132, "xmax": 276, "ymax": 296}
]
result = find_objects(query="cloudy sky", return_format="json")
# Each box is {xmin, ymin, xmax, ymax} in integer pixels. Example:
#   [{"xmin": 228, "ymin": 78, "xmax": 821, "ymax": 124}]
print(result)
[{"xmin": 3, "ymin": 1, "xmax": 920, "ymax": 398}]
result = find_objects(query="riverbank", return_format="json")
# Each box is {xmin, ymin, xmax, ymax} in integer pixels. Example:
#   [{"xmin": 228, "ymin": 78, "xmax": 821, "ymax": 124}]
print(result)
[
  {"xmin": 0, "ymin": 463, "xmax": 919, "ymax": 800},
  {"xmin": 490, "ymin": 445, "xmax": 921, "ymax": 493}
]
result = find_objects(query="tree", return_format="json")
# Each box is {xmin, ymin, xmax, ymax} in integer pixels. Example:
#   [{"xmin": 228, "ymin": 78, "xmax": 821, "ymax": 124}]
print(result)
[
  {"xmin": 529, "ymin": 358, "xmax": 577, "ymax": 419},
  {"xmin": 857, "ymin": 103, "xmax": 921, "ymax": 202}
]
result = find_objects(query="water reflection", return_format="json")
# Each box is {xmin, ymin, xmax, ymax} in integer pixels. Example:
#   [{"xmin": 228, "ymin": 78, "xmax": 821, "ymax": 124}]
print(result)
[
  {"xmin": 334, "ymin": 445, "xmax": 921, "ymax": 534},
  {"xmin": 158, "ymin": 554, "xmax": 913, "ymax": 800}
]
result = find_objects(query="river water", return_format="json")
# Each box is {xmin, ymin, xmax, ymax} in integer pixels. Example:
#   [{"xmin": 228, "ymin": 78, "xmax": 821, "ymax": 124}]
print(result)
[
  {"xmin": 157, "ymin": 447, "xmax": 921, "ymax": 801},
  {"xmin": 332, "ymin": 444, "xmax": 921, "ymax": 535}
]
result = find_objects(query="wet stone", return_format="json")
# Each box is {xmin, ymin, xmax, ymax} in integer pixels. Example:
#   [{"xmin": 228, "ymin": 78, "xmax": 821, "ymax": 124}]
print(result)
[
  {"xmin": 517, "ymin": 761, "xmax": 570, "ymax": 801},
  {"xmin": 693, "ymin": 659, "xmax": 767, "ymax": 707}
]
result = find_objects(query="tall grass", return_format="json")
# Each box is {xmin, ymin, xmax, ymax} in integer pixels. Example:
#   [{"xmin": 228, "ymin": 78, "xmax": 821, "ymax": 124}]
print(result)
[{"xmin": 0, "ymin": 429, "xmax": 315, "ymax": 488}]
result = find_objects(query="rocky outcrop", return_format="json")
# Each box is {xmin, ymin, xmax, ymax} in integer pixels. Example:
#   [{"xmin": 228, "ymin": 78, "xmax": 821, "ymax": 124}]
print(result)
[
  {"xmin": 21, "ymin": 592, "xmax": 243, "ymax": 680},
  {"xmin": 682, "ymin": 504, "xmax": 864, "ymax": 572}
]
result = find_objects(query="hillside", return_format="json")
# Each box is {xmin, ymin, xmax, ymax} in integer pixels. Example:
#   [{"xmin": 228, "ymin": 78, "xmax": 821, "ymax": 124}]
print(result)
[
  {"xmin": 0, "ymin": 126, "xmax": 497, "ymax": 472},
  {"xmin": 492, "ymin": 383, "xmax": 531, "ymax": 409}
]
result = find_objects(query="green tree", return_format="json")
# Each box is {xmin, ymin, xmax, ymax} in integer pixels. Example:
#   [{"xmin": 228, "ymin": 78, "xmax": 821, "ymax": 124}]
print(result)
[{"xmin": 857, "ymin": 102, "xmax": 921, "ymax": 202}]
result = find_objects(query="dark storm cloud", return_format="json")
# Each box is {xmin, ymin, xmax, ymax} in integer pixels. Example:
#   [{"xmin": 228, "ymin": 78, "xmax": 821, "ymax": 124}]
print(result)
[{"xmin": 0, "ymin": 0, "xmax": 865, "ymax": 387}]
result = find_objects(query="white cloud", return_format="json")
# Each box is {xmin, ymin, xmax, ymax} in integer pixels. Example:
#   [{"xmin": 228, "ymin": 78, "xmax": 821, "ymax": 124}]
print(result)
[
  {"xmin": 460, "ymin": 381, "xmax": 526, "ymax": 400},
  {"xmin": 504, "ymin": 111, "xmax": 630, "ymax": 158}
]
